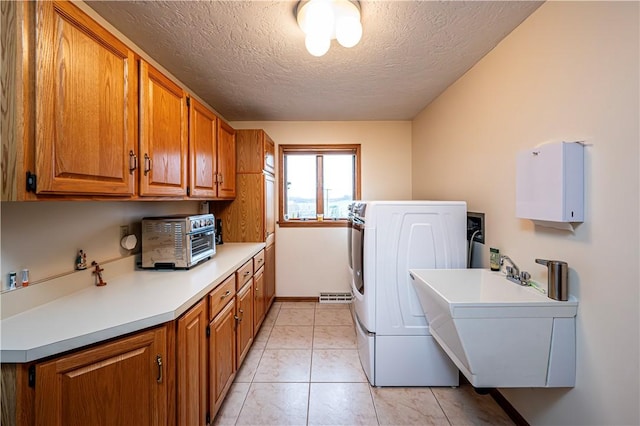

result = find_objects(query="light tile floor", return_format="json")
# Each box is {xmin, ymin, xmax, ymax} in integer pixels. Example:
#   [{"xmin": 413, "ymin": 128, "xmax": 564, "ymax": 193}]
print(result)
[{"xmin": 214, "ymin": 302, "xmax": 515, "ymax": 426}]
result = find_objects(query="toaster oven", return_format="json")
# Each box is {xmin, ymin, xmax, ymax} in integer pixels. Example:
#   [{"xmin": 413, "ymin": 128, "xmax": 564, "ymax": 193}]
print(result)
[{"xmin": 141, "ymin": 214, "xmax": 215, "ymax": 269}]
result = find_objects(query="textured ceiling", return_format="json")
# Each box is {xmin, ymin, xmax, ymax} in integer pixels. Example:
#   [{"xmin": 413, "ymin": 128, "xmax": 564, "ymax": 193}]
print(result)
[{"xmin": 86, "ymin": 1, "xmax": 542, "ymax": 121}]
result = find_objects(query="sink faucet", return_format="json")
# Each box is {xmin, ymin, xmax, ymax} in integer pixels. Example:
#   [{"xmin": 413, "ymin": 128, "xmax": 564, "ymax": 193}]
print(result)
[{"xmin": 500, "ymin": 255, "xmax": 530, "ymax": 285}]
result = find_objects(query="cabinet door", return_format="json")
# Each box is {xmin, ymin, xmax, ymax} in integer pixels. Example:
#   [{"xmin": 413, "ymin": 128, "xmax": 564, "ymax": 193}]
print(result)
[
  {"xmin": 188, "ymin": 98, "xmax": 218, "ymax": 199},
  {"xmin": 216, "ymin": 120, "xmax": 236, "ymax": 199},
  {"xmin": 209, "ymin": 299, "xmax": 236, "ymax": 416},
  {"xmin": 263, "ymin": 133, "xmax": 275, "ymax": 175},
  {"xmin": 236, "ymin": 129, "xmax": 274, "ymax": 174},
  {"xmin": 36, "ymin": 0, "xmax": 136, "ymax": 195},
  {"xmin": 236, "ymin": 280, "xmax": 254, "ymax": 366},
  {"xmin": 265, "ymin": 172, "xmax": 276, "ymax": 245},
  {"xmin": 265, "ymin": 242, "xmax": 276, "ymax": 310},
  {"xmin": 177, "ymin": 299, "xmax": 207, "ymax": 426},
  {"xmin": 139, "ymin": 60, "xmax": 188, "ymax": 196},
  {"xmin": 253, "ymin": 266, "xmax": 266, "ymax": 332},
  {"xmin": 35, "ymin": 326, "xmax": 168, "ymax": 426}
]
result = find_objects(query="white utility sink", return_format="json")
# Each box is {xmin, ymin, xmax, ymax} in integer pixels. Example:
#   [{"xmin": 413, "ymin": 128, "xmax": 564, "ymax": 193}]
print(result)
[{"xmin": 410, "ymin": 269, "xmax": 578, "ymax": 388}]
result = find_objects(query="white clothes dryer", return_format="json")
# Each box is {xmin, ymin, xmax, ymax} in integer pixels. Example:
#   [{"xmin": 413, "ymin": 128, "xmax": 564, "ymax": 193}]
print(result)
[{"xmin": 349, "ymin": 200, "xmax": 466, "ymax": 386}]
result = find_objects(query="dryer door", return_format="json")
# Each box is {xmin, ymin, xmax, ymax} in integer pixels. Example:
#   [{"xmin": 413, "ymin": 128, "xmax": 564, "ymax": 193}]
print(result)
[{"xmin": 351, "ymin": 217, "xmax": 365, "ymax": 295}]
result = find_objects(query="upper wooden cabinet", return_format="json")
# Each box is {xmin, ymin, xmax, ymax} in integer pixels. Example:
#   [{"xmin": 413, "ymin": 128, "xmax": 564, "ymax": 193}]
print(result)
[
  {"xmin": 188, "ymin": 98, "xmax": 218, "ymax": 198},
  {"xmin": 139, "ymin": 60, "xmax": 188, "ymax": 197},
  {"xmin": 34, "ymin": 0, "xmax": 136, "ymax": 196},
  {"xmin": 265, "ymin": 173, "xmax": 276, "ymax": 245},
  {"xmin": 236, "ymin": 129, "xmax": 275, "ymax": 174},
  {"xmin": 217, "ymin": 120, "xmax": 237, "ymax": 199},
  {"xmin": 4, "ymin": 2, "xmax": 237, "ymax": 201}
]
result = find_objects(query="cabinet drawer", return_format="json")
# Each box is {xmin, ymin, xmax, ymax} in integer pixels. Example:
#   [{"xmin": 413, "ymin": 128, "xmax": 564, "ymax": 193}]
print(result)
[
  {"xmin": 253, "ymin": 250, "xmax": 265, "ymax": 272},
  {"xmin": 236, "ymin": 260, "xmax": 253, "ymax": 289},
  {"xmin": 209, "ymin": 274, "xmax": 236, "ymax": 320}
]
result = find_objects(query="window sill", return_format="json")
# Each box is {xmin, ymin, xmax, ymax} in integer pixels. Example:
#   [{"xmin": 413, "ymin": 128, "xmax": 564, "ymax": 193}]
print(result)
[{"xmin": 278, "ymin": 219, "xmax": 348, "ymax": 228}]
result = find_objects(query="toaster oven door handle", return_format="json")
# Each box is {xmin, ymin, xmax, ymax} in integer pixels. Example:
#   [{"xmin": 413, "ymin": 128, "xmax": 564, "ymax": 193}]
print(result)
[{"xmin": 190, "ymin": 230, "xmax": 214, "ymax": 237}]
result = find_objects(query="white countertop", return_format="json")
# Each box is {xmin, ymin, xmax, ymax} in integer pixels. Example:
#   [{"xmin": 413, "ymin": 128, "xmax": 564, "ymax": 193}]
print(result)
[{"xmin": 0, "ymin": 243, "xmax": 265, "ymax": 363}]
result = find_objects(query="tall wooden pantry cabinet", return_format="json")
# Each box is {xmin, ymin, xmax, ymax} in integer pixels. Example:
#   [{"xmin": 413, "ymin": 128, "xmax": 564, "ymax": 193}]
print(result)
[{"xmin": 213, "ymin": 130, "xmax": 276, "ymax": 324}]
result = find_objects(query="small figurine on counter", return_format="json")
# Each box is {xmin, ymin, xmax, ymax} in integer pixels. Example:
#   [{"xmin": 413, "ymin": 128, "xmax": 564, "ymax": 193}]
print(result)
[
  {"xmin": 91, "ymin": 261, "xmax": 107, "ymax": 286},
  {"xmin": 76, "ymin": 250, "xmax": 88, "ymax": 270}
]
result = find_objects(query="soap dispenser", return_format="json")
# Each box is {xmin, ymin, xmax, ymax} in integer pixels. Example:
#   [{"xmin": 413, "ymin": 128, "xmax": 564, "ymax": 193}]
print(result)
[{"xmin": 535, "ymin": 259, "xmax": 569, "ymax": 301}]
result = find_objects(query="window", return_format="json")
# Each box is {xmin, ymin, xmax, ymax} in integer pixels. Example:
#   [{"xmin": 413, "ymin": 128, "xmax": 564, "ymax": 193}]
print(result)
[{"xmin": 279, "ymin": 144, "xmax": 361, "ymax": 227}]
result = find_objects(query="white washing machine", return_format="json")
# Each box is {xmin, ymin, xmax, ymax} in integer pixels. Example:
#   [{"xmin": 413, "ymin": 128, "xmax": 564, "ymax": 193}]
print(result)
[{"xmin": 349, "ymin": 200, "xmax": 466, "ymax": 386}]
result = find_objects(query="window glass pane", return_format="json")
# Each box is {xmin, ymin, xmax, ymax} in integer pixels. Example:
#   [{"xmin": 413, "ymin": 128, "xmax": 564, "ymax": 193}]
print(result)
[
  {"xmin": 323, "ymin": 154, "xmax": 354, "ymax": 219},
  {"xmin": 286, "ymin": 155, "xmax": 316, "ymax": 219}
]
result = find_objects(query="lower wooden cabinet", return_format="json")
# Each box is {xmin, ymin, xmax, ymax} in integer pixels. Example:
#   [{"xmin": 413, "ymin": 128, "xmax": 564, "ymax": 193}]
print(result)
[
  {"xmin": 253, "ymin": 266, "xmax": 266, "ymax": 332},
  {"xmin": 177, "ymin": 299, "xmax": 207, "ymax": 426},
  {"xmin": 265, "ymin": 242, "xmax": 276, "ymax": 310},
  {"xmin": 236, "ymin": 280, "xmax": 254, "ymax": 366},
  {"xmin": 1, "ymin": 253, "xmax": 275, "ymax": 426},
  {"xmin": 209, "ymin": 300, "xmax": 237, "ymax": 415},
  {"xmin": 35, "ymin": 326, "xmax": 169, "ymax": 426}
]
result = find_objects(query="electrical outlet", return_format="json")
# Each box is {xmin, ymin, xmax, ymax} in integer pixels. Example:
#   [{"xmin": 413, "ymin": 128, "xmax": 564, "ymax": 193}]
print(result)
[
  {"xmin": 467, "ymin": 212, "xmax": 485, "ymax": 244},
  {"xmin": 120, "ymin": 225, "xmax": 129, "ymax": 239}
]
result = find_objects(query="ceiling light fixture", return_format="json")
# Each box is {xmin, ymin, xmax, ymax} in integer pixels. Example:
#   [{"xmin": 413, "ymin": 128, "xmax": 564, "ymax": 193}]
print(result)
[{"xmin": 296, "ymin": 0, "xmax": 362, "ymax": 57}]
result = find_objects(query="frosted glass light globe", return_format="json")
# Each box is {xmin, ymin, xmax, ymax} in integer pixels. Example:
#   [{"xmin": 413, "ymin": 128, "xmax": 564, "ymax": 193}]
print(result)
[
  {"xmin": 336, "ymin": 16, "xmax": 362, "ymax": 48},
  {"xmin": 301, "ymin": 0, "xmax": 334, "ymax": 39},
  {"xmin": 305, "ymin": 34, "xmax": 331, "ymax": 57}
]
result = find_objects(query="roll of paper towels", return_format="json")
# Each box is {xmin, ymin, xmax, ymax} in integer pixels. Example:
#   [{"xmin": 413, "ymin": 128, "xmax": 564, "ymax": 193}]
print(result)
[{"xmin": 120, "ymin": 234, "xmax": 137, "ymax": 250}]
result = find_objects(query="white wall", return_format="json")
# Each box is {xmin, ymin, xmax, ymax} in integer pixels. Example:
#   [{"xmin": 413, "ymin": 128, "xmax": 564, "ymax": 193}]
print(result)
[
  {"xmin": 1, "ymin": 201, "xmax": 200, "ymax": 289},
  {"xmin": 411, "ymin": 2, "xmax": 639, "ymax": 425},
  {"xmin": 230, "ymin": 121, "xmax": 412, "ymax": 297}
]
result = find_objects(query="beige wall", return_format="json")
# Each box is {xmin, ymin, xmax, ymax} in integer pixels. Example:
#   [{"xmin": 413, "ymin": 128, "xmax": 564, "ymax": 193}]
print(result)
[
  {"xmin": 229, "ymin": 121, "xmax": 412, "ymax": 297},
  {"xmin": 412, "ymin": 2, "xmax": 639, "ymax": 425},
  {"xmin": 1, "ymin": 201, "xmax": 200, "ymax": 288}
]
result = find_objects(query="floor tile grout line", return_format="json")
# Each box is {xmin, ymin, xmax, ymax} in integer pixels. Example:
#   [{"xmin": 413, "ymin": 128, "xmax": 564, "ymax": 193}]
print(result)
[
  {"xmin": 368, "ymin": 385, "xmax": 382, "ymax": 426},
  {"xmin": 230, "ymin": 303, "xmax": 364, "ymax": 425},
  {"xmin": 232, "ymin": 304, "xmax": 280, "ymax": 425},
  {"xmin": 430, "ymin": 387, "xmax": 454, "ymax": 426}
]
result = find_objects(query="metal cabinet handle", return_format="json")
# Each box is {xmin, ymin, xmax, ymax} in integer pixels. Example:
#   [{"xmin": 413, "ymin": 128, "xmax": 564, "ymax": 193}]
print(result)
[
  {"xmin": 156, "ymin": 355, "xmax": 163, "ymax": 383},
  {"xmin": 144, "ymin": 154, "xmax": 152, "ymax": 176},
  {"xmin": 129, "ymin": 150, "xmax": 138, "ymax": 173},
  {"xmin": 221, "ymin": 290, "xmax": 231, "ymax": 299},
  {"xmin": 218, "ymin": 173, "xmax": 223, "ymax": 184},
  {"xmin": 234, "ymin": 310, "xmax": 243, "ymax": 322},
  {"xmin": 243, "ymin": 271, "xmax": 250, "ymax": 276}
]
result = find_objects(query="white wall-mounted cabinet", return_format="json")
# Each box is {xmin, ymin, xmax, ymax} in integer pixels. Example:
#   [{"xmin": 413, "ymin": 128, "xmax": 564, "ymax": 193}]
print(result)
[{"xmin": 516, "ymin": 141, "xmax": 584, "ymax": 224}]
